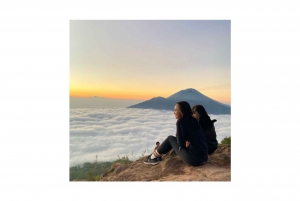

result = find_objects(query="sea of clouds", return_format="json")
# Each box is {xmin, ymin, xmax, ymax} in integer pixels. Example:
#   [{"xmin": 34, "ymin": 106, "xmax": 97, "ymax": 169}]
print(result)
[{"xmin": 70, "ymin": 107, "xmax": 231, "ymax": 167}]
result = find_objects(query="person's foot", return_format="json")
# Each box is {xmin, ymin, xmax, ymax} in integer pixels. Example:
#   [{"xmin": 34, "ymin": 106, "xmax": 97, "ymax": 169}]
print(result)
[{"xmin": 143, "ymin": 155, "xmax": 160, "ymax": 165}]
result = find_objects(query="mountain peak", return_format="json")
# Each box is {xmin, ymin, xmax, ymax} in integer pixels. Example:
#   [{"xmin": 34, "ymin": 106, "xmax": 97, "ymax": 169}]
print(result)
[
  {"xmin": 167, "ymin": 88, "xmax": 209, "ymax": 101},
  {"xmin": 128, "ymin": 88, "xmax": 230, "ymax": 114},
  {"xmin": 185, "ymin": 88, "xmax": 198, "ymax": 92}
]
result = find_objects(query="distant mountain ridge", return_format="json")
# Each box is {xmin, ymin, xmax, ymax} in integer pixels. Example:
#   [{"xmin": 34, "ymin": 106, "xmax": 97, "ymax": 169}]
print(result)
[{"xmin": 127, "ymin": 88, "xmax": 230, "ymax": 114}]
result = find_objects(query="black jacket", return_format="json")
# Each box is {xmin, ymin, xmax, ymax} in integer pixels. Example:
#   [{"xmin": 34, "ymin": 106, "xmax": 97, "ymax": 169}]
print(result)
[
  {"xmin": 200, "ymin": 118, "xmax": 218, "ymax": 154},
  {"xmin": 176, "ymin": 116, "xmax": 208, "ymax": 159}
]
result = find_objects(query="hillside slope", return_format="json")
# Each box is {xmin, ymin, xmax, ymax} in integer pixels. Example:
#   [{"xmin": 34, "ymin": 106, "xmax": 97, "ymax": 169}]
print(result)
[{"xmin": 100, "ymin": 144, "xmax": 231, "ymax": 181}]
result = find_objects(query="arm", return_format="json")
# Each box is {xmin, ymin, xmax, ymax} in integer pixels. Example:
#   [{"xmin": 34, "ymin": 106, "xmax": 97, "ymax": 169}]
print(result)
[{"xmin": 176, "ymin": 121, "xmax": 187, "ymax": 148}]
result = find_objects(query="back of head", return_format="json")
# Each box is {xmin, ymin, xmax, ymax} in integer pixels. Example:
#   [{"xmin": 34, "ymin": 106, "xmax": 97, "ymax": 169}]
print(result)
[
  {"xmin": 176, "ymin": 101, "xmax": 192, "ymax": 117},
  {"xmin": 192, "ymin": 105, "xmax": 209, "ymax": 120},
  {"xmin": 192, "ymin": 104, "xmax": 217, "ymax": 130}
]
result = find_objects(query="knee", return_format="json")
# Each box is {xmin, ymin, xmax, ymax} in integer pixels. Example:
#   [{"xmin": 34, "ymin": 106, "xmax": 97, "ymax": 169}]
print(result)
[{"xmin": 167, "ymin": 135, "xmax": 176, "ymax": 140}]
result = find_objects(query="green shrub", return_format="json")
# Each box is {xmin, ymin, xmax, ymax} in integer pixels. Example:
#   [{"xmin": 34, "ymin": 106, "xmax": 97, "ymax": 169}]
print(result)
[
  {"xmin": 221, "ymin": 136, "xmax": 231, "ymax": 145},
  {"xmin": 113, "ymin": 155, "xmax": 132, "ymax": 165},
  {"xmin": 69, "ymin": 161, "xmax": 112, "ymax": 181}
]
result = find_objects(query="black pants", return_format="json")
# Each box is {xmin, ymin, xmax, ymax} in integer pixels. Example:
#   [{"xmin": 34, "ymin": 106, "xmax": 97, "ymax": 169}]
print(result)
[{"xmin": 156, "ymin": 135, "xmax": 207, "ymax": 166}]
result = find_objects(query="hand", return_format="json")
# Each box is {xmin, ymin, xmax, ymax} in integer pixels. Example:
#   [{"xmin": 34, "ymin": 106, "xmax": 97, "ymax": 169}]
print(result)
[{"xmin": 186, "ymin": 141, "xmax": 190, "ymax": 148}]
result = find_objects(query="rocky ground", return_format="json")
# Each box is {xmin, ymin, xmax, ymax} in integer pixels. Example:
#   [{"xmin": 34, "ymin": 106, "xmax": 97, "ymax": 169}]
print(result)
[{"xmin": 100, "ymin": 144, "xmax": 231, "ymax": 181}]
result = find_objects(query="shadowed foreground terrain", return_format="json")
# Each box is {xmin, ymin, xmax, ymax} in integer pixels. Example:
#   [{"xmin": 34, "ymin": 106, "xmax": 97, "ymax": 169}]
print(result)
[{"xmin": 100, "ymin": 144, "xmax": 230, "ymax": 181}]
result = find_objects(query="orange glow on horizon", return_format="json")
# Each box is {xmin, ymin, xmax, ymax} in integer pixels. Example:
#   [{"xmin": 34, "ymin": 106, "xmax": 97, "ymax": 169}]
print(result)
[
  {"xmin": 70, "ymin": 89, "xmax": 154, "ymax": 100},
  {"xmin": 70, "ymin": 88, "xmax": 231, "ymax": 104}
]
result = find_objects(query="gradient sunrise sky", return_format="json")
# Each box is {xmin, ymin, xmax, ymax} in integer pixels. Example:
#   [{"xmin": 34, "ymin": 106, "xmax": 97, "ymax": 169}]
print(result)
[{"xmin": 70, "ymin": 20, "xmax": 231, "ymax": 104}]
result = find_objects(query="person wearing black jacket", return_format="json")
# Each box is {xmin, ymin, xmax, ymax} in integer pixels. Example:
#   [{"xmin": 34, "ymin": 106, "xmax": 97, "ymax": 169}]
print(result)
[
  {"xmin": 190, "ymin": 105, "xmax": 218, "ymax": 154},
  {"xmin": 143, "ymin": 101, "xmax": 208, "ymax": 166}
]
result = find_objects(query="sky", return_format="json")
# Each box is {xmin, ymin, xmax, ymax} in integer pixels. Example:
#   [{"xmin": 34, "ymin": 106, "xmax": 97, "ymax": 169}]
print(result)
[
  {"xmin": 70, "ymin": 108, "xmax": 231, "ymax": 167},
  {"xmin": 70, "ymin": 20, "xmax": 231, "ymax": 104}
]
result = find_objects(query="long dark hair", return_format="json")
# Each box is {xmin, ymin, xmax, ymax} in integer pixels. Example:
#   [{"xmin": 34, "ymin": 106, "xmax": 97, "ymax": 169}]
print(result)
[
  {"xmin": 176, "ymin": 101, "xmax": 193, "ymax": 117},
  {"xmin": 191, "ymin": 105, "xmax": 208, "ymax": 121},
  {"xmin": 192, "ymin": 105, "xmax": 217, "ymax": 131}
]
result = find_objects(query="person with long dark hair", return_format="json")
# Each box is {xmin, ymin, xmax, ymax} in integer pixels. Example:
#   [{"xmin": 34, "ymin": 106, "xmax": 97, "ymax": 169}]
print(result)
[
  {"xmin": 190, "ymin": 105, "xmax": 218, "ymax": 154},
  {"xmin": 143, "ymin": 101, "xmax": 208, "ymax": 166}
]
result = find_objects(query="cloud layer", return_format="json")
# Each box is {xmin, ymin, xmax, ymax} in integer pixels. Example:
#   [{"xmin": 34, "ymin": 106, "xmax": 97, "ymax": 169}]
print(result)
[{"xmin": 70, "ymin": 108, "xmax": 231, "ymax": 167}]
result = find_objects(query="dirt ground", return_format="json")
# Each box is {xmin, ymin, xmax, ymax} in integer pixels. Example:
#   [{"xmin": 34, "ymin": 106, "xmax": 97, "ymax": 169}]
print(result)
[{"xmin": 100, "ymin": 144, "xmax": 231, "ymax": 182}]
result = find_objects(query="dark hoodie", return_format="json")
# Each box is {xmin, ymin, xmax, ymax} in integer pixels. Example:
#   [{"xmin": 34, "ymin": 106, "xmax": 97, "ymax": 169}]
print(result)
[
  {"xmin": 199, "ymin": 117, "xmax": 218, "ymax": 154},
  {"xmin": 176, "ymin": 116, "xmax": 208, "ymax": 159}
]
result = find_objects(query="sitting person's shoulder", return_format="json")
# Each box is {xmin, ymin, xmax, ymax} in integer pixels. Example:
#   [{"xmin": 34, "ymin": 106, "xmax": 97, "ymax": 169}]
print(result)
[
  {"xmin": 177, "ymin": 116, "xmax": 197, "ymax": 126},
  {"xmin": 176, "ymin": 118, "xmax": 185, "ymax": 125}
]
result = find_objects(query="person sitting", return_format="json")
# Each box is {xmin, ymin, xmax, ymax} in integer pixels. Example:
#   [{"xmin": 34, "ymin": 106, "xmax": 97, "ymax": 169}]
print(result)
[
  {"xmin": 190, "ymin": 105, "xmax": 218, "ymax": 154},
  {"xmin": 144, "ymin": 101, "xmax": 208, "ymax": 166}
]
